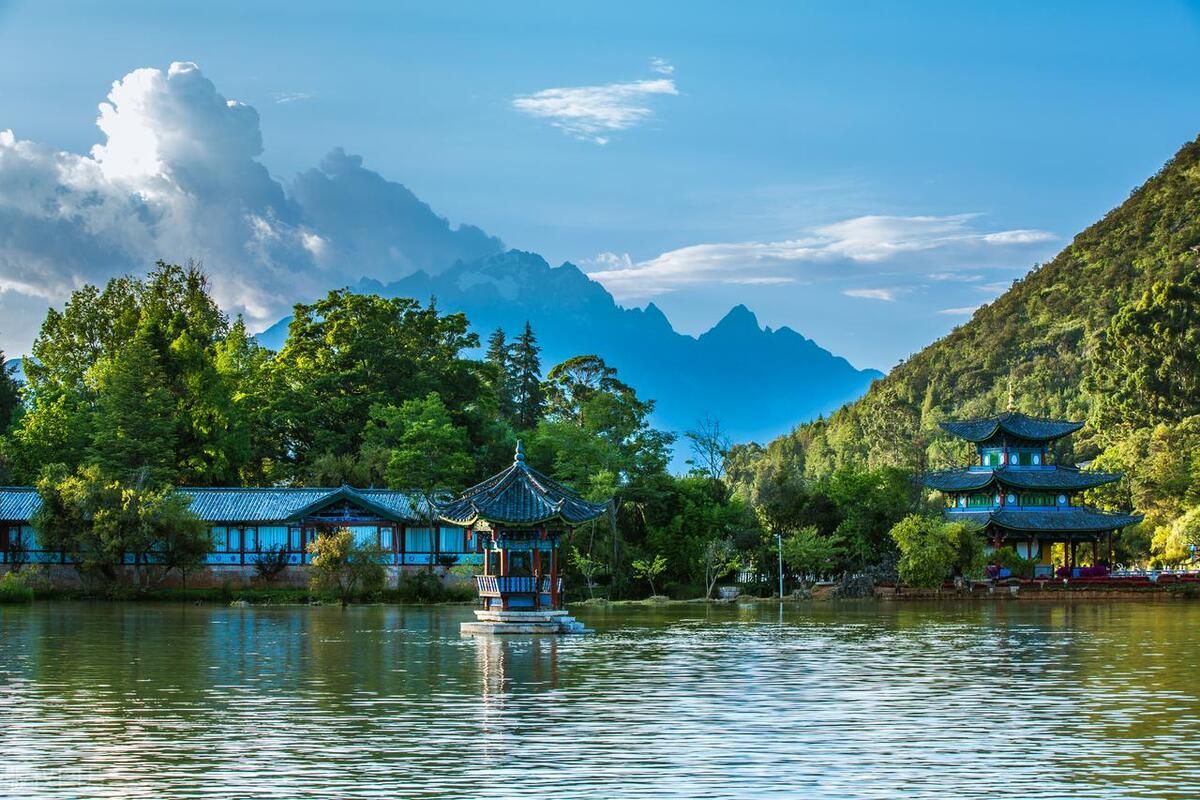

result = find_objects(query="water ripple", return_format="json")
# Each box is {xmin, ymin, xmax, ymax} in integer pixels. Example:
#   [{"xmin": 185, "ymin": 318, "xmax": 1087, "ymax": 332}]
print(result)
[{"xmin": 1, "ymin": 601, "xmax": 1198, "ymax": 798}]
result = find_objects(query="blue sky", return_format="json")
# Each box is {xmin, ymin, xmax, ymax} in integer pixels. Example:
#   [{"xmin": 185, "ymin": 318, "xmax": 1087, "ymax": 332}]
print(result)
[{"xmin": 0, "ymin": 1, "xmax": 1198, "ymax": 369}]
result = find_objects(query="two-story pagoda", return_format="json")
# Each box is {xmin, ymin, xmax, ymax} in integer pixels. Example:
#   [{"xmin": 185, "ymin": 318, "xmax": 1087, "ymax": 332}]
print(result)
[
  {"xmin": 440, "ymin": 442, "xmax": 609, "ymax": 634},
  {"xmin": 923, "ymin": 412, "xmax": 1141, "ymax": 578}
]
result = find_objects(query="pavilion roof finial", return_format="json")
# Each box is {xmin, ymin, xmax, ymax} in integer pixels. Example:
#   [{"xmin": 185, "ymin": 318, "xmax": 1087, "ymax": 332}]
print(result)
[{"xmin": 514, "ymin": 439, "xmax": 526, "ymax": 465}]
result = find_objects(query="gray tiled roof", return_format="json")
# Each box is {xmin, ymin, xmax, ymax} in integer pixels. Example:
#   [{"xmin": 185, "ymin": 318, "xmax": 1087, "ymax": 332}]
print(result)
[
  {"xmin": 0, "ymin": 485, "xmax": 426, "ymax": 524},
  {"xmin": 923, "ymin": 466, "xmax": 1122, "ymax": 493},
  {"xmin": 948, "ymin": 507, "xmax": 1143, "ymax": 533},
  {"xmin": 182, "ymin": 486, "xmax": 429, "ymax": 522},
  {"xmin": 939, "ymin": 412, "xmax": 1084, "ymax": 443},
  {"xmin": 438, "ymin": 442, "xmax": 610, "ymax": 528},
  {"xmin": 0, "ymin": 487, "xmax": 40, "ymax": 521}
]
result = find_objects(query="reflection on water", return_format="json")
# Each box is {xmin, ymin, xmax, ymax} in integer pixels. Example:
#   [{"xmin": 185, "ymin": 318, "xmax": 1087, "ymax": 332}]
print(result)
[{"xmin": 1, "ymin": 601, "xmax": 1199, "ymax": 798}]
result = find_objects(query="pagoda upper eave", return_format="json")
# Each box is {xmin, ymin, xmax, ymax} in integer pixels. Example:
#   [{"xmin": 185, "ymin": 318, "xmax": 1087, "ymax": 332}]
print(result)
[{"xmin": 939, "ymin": 411, "xmax": 1084, "ymax": 443}]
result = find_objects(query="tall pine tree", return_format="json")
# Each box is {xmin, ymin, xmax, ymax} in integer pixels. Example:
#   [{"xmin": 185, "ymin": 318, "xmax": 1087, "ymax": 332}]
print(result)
[
  {"xmin": 89, "ymin": 332, "xmax": 177, "ymax": 486},
  {"xmin": 485, "ymin": 327, "xmax": 516, "ymax": 422},
  {"xmin": 511, "ymin": 321, "xmax": 545, "ymax": 431}
]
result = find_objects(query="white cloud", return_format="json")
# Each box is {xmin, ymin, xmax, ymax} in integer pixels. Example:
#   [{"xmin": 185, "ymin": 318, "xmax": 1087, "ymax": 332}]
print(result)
[
  {"xmin": 928, "ymin": 271, "xmax": 983, "ymax": 282},
  {"xmin": 982, "ymin": 229, "xmax": 1055, "ymax": 245},
  {"xmin": 0, "ymin": 61, "xmax": 502, "ymax": 355},
  {"xmin": 583, "ymin": 214, "xmax": 1055, "ymax": 302},
  {"xmin": 273, "ymin": 92, "xmax": 313, "ymax": 104},
  {"xmin": 844, "ymin": 288, "xmax": 899, "ymax": 301},
  {"xmin": 938, "ymin": 305, "xmax": 983, "ymax": 315},
  {"xmin": 512, "ymin": 65, "xmax": 678, "ymax": 144},
  {"xmin": 649, "ymin": 57, "xmax": 675, "ymax": 76}
]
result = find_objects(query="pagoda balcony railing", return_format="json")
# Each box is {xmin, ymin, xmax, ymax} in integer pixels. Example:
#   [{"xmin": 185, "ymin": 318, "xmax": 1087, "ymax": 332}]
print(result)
[{"xmin": 475, "ymin": 575, "xmax": 563, "ymax": 597}]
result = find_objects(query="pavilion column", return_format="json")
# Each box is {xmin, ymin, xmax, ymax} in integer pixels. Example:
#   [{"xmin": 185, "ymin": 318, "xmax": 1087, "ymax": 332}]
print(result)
[
  {"xmin": 533, "ymin": 548, "xmax": 542, "ymax": 609},
  {"xmin": 550, "ymin": 542, "xmax": 559, "ymax": 610}
]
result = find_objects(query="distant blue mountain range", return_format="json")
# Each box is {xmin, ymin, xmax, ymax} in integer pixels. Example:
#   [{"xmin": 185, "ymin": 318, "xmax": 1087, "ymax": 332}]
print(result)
[{"xmin": 257, "ymin": 250, "xmax": 881, "ymax": 460}]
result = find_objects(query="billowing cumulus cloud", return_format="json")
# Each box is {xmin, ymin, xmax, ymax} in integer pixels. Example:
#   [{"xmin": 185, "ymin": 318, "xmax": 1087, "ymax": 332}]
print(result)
[
  {"xmin": 512, "ymin": 61, "xmax": 679, "ymax": 144},
  {"xmin": 582, "ymin": 214, "xmax": 1055, "ymax": 302},
  {"xmin": 0, "ymin": 62, "xmax": 501, "ymax": 354}
]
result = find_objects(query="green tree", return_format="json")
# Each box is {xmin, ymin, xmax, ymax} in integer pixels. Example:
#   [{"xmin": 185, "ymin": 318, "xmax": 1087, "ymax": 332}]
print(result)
[
  {"xmin": 33, "ymin": 464, "xmax": 209, "ymax": 590},
  {"xmin": 89, "ymin": 332, "xmax": 177, "ymax": 485},
  {"xmin": 308, "ymin": 528, "xmax": 387, "ymax": 605},
  {"xmin": 262, "ymin": 290, "xmax": 483, "ymax": 478},
  {"xmin": 570, "ymin": 545, "xmax": 607, "ymax": 600},
  {"xmin": 364, "ymin": 392, "xmax": 475, "ymax": 493},
  {"xmin": 781, "ymin": 525, "xmax": 842, "ymax": 579},
  {"xmin": 485, "ymin": 327, "xmax": 517, "ymax": 422},
  {"xmin": 0, "ymin": 350, "xmax": 22, "ymax": 434},
  {"xmin": 538, "ymin": 354, "xmax": 675, "ymax": 482},
  {"xmin": 824, "ymin": 466, "xmax": 914, "ymax": 569},
  {"xmin": 1088, "ymin": 271, "xmax": 1200, "ymax": 429},
  {"xmin": 511, "ymin": 321, "xmax": 544, "ymax": 430},
  {"xmin": 16, "ymin": 263, "xmax": 254, "ymax": 486},
  {"xmin": 701, "ymin": 536, "xmax": 740, "ymax": 599},
  {"xmin": 632, "ymin": 554, "xmax": 667, "ymax": 597},
  {"xmin": 889, "ymin": 514, "xmax": 981, "ymax": 589}
]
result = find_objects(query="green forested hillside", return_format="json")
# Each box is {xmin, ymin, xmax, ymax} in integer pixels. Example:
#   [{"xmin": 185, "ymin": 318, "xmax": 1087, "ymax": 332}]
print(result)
[{"xmin": 733, "ymin": 134, "xmax": 1200, "ymax": 565}]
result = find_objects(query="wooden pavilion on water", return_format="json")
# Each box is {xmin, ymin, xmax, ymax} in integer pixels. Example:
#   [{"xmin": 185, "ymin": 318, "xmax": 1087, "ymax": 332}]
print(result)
[
  {"xmin": 439, "ymin": 441, "xmax": 610, "ymax": 635},
  {"xmin": 924, "ymin": 411, "xmax": 1142, "ymax": 579}
]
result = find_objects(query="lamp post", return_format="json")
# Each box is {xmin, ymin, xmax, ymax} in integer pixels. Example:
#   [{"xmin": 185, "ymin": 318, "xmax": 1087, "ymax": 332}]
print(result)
[{"xmin": 775, "ymin": 533, "xmax": 784, "ymax": 600}]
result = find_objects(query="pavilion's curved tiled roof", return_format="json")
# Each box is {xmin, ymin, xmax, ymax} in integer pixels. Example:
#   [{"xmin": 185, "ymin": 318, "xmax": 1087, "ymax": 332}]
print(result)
[
  {"xmin": 949, "ymin": 507, "xmax": 1143, "ymax": 533},
  {"xmin": 438, "ymin": 442, "xmax": 610, "ymax": 528},
  {"xmin": 939, "ymin": 412, "xmax": 1084, "ymax": 443},
  {"xmin": 923, "ymin": 466, "xmax": 1122, "ymax": 493}
]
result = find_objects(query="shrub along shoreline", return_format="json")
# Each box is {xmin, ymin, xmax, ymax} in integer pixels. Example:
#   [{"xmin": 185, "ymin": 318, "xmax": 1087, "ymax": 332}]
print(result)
[{"xmin": 0, "ymin": 569, "xmax": 478, "ymax": 606}]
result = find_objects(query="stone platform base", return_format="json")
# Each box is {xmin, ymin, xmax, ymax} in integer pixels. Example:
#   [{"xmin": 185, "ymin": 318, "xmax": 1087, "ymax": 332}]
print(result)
[{"xmin": 461, "ymin": 608, "xmax": 590, "ymax": 635}]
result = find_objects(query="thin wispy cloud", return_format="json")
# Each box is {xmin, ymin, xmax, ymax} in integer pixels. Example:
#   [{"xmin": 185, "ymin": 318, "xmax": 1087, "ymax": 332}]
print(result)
[
  {"xmin": 272, "ymin": 91, "xmax": 313, "ymax": 104},
  {"xmin": 649, "ymin": 57, "xmax": 675, "ymax": 75},
  {"xmin": 844, "ymin": 288, "xmax": 899, "ymax": 301},
  {"xmin": 981, "ymin": 229, "xmax": 1055, "ymax": 244},
  {"xmin": 583, "ymin": 214, "xmax": 1055, "ymax": 301},
  {"xmin": 938, "ymin": 305, "xmax": 983, "ymax": 315},
  {"xmin": 512, "ymin": 59, "xmax": 678, "ymax": 144}
]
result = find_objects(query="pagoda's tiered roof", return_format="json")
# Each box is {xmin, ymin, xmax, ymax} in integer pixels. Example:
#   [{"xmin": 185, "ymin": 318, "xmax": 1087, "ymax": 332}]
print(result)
[
  {"xmin": 923, "ymin": 466, "xmax": 1121, "ymax": 493},
  {"xmin": 939, "ymin": 412, "xmax": 1084, "ymax": 443},
  {"xmin": 438, "ymin": 443, "xmax": 609, "ymax": 528},
  {"xmin": 951, "ymin": 507, "xmax": 1144, "ymax": 534}
]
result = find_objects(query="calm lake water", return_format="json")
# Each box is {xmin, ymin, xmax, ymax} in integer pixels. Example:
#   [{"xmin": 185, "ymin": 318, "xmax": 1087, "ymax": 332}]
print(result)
[{"xmin": 1, "ymin": 600, "xmax": 1199, "ymax": 799}]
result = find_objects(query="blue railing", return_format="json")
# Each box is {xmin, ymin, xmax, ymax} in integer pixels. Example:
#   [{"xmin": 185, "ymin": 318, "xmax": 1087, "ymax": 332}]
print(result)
[{"xmin": 475, "ymin": 575, "xmax": 562, "ymax": 596}]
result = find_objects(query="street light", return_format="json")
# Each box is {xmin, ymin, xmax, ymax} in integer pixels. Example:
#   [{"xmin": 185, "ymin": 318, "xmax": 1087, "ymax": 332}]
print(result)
[{"xmin": 775, "ymin": 532, "xmax": 783, "ymax": 600}]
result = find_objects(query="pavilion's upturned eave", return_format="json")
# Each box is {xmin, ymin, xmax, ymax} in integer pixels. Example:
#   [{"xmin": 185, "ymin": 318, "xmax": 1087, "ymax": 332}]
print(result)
[
  {"xmin": 939, "ymin": 412, "xmax": 1085, "ymax": 443},
  {"xmin": 437, "ymin": 444, "xmax": 608, "ymax": 529},
  {"xmin": 923, "ymin": 466, "xmax": 1123, "ymax": 493},
  {"xmin": 948, "ymin": 507, "xmax": 1144, "ymax": 533}
]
